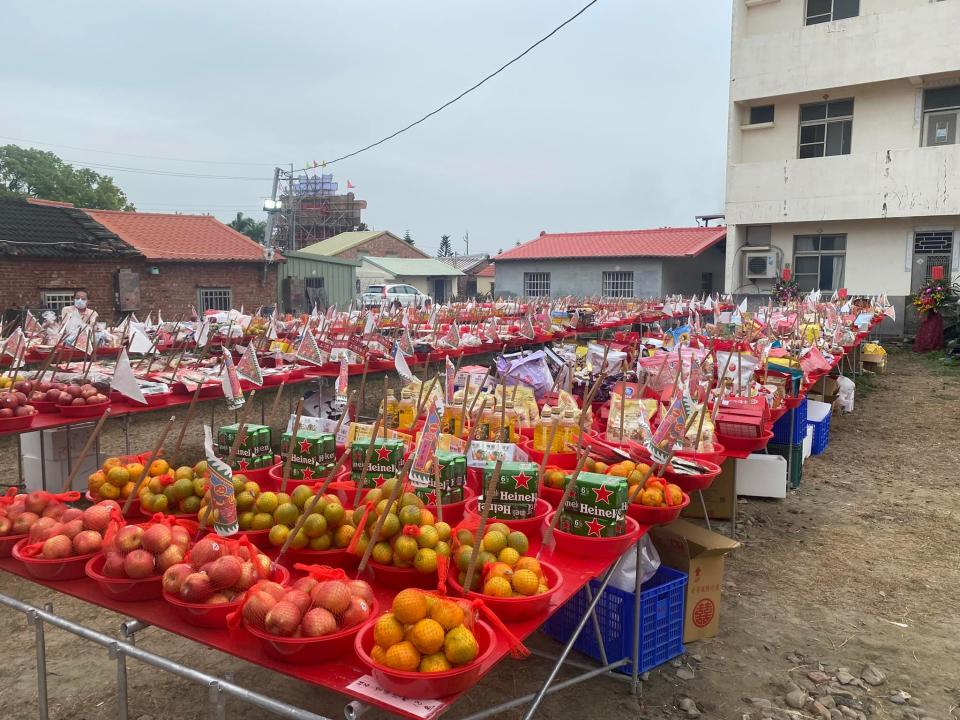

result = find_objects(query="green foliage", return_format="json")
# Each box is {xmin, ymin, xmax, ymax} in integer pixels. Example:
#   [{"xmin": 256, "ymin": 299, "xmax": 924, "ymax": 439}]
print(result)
[
  {"xmin": 403, "ymin": 230, "xmax": 414, "ymax": 245},
  {"xmin": 0, "ymin": 145, "xmax": 134, "ymax": 210},
  {"xmin": 437, "ymin": 234, "xmax": 453, "ymax": 257},
  {"xmin": 228, "ymin": 212, "xmax": 266, "ymax": 243}
]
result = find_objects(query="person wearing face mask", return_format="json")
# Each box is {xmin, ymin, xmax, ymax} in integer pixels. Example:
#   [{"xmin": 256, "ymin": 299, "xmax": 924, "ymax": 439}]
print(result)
[{"xmin": 60, "ymin": 290, "xmax": 99, "ymax": 328}]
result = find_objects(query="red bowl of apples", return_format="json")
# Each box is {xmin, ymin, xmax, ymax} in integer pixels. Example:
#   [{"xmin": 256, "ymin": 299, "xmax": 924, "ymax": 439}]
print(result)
[
  {"xmin": 0, "ymin": 388, "xmax": 39, "ymax": 430},
  {"xmin": 55, "ymin": 383, "xmax": 111, "ymax": 417}
]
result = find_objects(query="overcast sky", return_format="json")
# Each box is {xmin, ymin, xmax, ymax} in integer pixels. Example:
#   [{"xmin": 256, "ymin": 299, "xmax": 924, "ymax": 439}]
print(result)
[{"xmin": 2, "ymin": 0, "xmax": 732, "ymax": 257}]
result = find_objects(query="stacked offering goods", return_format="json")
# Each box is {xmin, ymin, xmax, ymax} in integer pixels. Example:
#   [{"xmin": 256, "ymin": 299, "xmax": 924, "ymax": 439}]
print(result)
[
  {"xmin": 558, "ymin": 471, "xmax": 628, "ymax": 537},
  {"xmin": 279, "ymin": 429, "xmax": 335, "ymax": 480},
  {"xmin": 137, "ymin": 460, "xmax": 210, "ymax": 515},
  {"xmin": 479, "ymin": 462, "xmax": 539, "ymax": 520},
  {"xmin": 17, "ymin": 499, "xmax": 118, "ymax": 558},
  {"xmin": 351, "ymin": 438, "xmax": 405, "ymax": 488},
  {"xmin": 99, "ymin": 517, "xmax": 193, "ymax": 578},
  {"xmin": 265, "ymin": 487, "xmax": 355, "ymax": 551},
  {"xmin": 410, "ymin": 450, "xmax": 466, "ymax": 505},
  {"xmin": 240, "ymin": 575, "xmax": 375, "ymax": 636},
  {"xmin": 370, "ymin": 589, "xmax": 479, "ymax": 673},
  {"xmin": 161, "ymin": 535, "xmax": 273, "ymax": 604},
  {"xmin": 354, "ymin": 479, "xmax": 452, "ymax": 572},
  {"xmin": 218, "ymin": 424, "xmax": 273, "ymax": 472},
  {"xmin": 453, "ymin": 524, "xmax": 550, "ymax": 595}
]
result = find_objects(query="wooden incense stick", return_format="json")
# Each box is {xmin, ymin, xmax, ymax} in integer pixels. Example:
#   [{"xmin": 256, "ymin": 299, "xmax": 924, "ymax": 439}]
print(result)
[
  {"xmin": 123, "ymin": 416, "xmax": 177, "ymax": 514},
  {"xmin": 352, "ymin": 408, "xmax": 385, "ymax": 507},
  {"xmin": 63, "ymin": 408, "xmax": 112, "ymax": 492},
  {"xmin": 356, "ymin": 455, "xmax": 415, "ymax": 574},
  {"xmin": 433, "ymin": 462, "xmax": 444, "ymax": 524},
  {"xmin": 279, "ymin": 398, "xmax": 304, "ymax": 495},
  {"xmin": 539, "ymin": 414, "xmax": 561, "ymax": 477},
  {"xmin": 356, "ymin": 356, "xmax": 371, "ymax": 418},
  {"xmin": 538, "ymin": 447, "xmax": 590, "ymax": 557}
]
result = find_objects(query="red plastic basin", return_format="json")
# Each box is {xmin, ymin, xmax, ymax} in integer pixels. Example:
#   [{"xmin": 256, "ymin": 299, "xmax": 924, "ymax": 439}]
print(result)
[
  {"xmin": 355, "ymin": 619, "xmax": 495, "ymax": 699},
  {"xmin": 675, "ymin": 442, "xmax": 726, "ymax": 468},
  {"xmin": 663, "ymin": 458, "xmax": 722, "ymax": 493},
  {"xmin": 245, "ymin": 598, "xmax": 378, "ymax": 664},
  {"xmin": 0, "ymin": 414, "xmax": 35, "ymax": 431},
  {"xmin": 463, "ymin": 497, "xmax": 551, "ymax": 537},
  {"xmin": 85, "ymin": 553, "xmax": 163, "ymax": 602},
  {"xmin": 543, "ymin": 512, "xmax": 644, "ymax": 559},
  {"xmin": 448, "ymin": 561, "xmax": 562, "ymax": 622},
  {"xmin": 368, "ymin": 562, "xmax": 439, "ymax": 590},
  {"xmin": 12, "ymin": 539, "xmax": 98, "ymax": 581},
  {"xmin": 626, "ymin": 491, "xmax": 691, "ymax": 526},
  {"xmin": 163, "ymin": 564, "xmax": 290, "ymax": 628},
  {"xmin": 0, "ymin": 533, "xmax": 26, "ymax": 558},
  {"xmin": 281, "ymin": 546, "xmax": 359, "ymax": 571},
  {"xmin": 518, "ymin": 438, "xmax": 579, "ymax": 470},
  {"xmin": 58, "ymin": 400, "xmax": 111, "ymax": 418},
  {"xmin": 715, "ymin": 429, "xmax": 774, "ymax": 459}
]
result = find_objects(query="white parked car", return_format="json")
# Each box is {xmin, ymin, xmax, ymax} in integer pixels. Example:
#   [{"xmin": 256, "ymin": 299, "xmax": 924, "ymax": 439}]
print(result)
[{"xmin": 360, "ymin": 284, "xmax": 431, "ymax": 308}]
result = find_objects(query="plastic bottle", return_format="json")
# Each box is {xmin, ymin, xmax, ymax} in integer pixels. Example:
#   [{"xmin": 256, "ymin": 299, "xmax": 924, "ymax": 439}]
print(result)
[
  {"xmin": 397, "ymin": 388, "xmax": 415, "ymax": 432},
  {"xmin": 560, "ymin": 408, "xmax": 578, "ymax": 451},
  {"xmin": 478, "ymin": 396, "xmax": 496, "ymax": 442},
  {"xmin": 443, "ymin": 391, "xmax": 464, "ymax": 436},
  {"xmin": 503, "ymin": 399, "xmax": 519, "ymax": 443},
  {"xmin": 534, "ymin": 406, "xmax": 554, "ymax": 452}
]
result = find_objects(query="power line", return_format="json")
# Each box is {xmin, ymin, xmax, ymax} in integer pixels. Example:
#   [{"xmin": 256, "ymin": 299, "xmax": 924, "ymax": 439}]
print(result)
[
  {"xmin": 62, "ymin": 159, "xmax": 270, "ymax": 182},
  {"xmin": 314, "ymin": 0, "xmax": 600, "ymax": 168},
  {"xmin": 0, "ymin": 134, "xmax": 277, "ymax": 167}
]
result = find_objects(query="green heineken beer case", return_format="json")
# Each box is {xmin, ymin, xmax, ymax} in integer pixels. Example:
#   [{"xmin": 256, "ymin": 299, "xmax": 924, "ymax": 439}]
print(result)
[
  {"xmin": 410, "ymin": 450, "xmax": 466, "ymax": 504},
  {"xmin": 479, "ymin": 461, "xmax": 539, "ymax": 520},
  {"xmin": 280, "ymin": 430, "xmax": 336, "ymax": 481},
  {"xmin": 217, "ymin": 424, "xmax": 272, "ymax": 471},
  {"xmin": 559, "ymin": 471, "xmax": 628, "ymax": 537},
  {"xmin": 350, "ymin": 438, "xmax": 405, "ymax": 488}
]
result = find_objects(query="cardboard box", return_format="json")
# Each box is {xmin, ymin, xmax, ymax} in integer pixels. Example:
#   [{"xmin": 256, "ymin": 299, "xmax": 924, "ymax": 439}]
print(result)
[
  {"xmin": 650, "ymin": 520, "xmax": 740, "ymax": 642},
  {"xmin": 681, "ymin": 459, "xmax": 735, "ymax": 520},
  {"xmin": 734, "ymin": 453, "xmax": 787, "ymax": 499}
]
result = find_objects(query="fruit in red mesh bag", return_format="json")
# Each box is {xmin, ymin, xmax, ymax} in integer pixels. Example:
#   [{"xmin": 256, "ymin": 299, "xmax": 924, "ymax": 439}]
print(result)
[
  {"xmin": 12, "ymin": 512, "xmax": 39, "ymax": 535},
  {"xmin": 301, "ymin": 607, "xmax": 338, "ymax": 637},
  {"xmin": 41, "ymin": 535, "xmax": 72, "ymax": 559},
  {"xmin": 82, "ymin": 504, "xmax": 112, "ymax": 532},
  {"xmin": 180, "ymin": 572, "xmax": 214, "ymax": 603},
  {"xmin": 265, "ymin": 600, "xmax": 302, "ymax": 637},
  {"xmin": 162, "ymin": 563, "xmax": 193, "ymax": 594},
  {"xmin": 258, "ymin": 581, "xmax": 287, "ymax": 601},
  {"xmin": 242, "ymin": 588, "xmax": 278, "ymax": 629},
  {"xmin": 311, "ymin": 581, "xmax": 351, "ymax": 615},
  {"xmin": 102, "ymin": 552, "xmax": 127, "ymax": 577},
  {"xmin": 73, "ymin": 530, "xmax": 103, "ymax": 555},
  {"xmin": 141, "ymin": 524, "xmax": 171, "ymax": 554},
  {"xmin": 190, "ymin": 537, "xmax": 224, "ymax": 567},
  {"xmin": 124, "ymin": 549, "xmax": 157, "ymax": 579},
  {"xmin": 340, "ymin": 596, "xmax": 372, "ymax": 629},
  {"xmin": 156, "ymin": 544, "xmax": 185, "ymax": 571},
  {"xmin": 283, "ymin": 588, "xmax": 312, "ymax": 616},
  {"xmin": 292, "ymin": 576, "xmax": 319, "ymax": 595},
  {"xmin": 115, "ymin": 525, "xmax": 143, "ymax": 553},
  {"xmin": 207, "ymin": 555, "xmax": 243, "ymax": 590},
  {"xmin": 61, "ymin": 519, "xmax": 84, "ymax": 539},
  {"xmin": 348, "ymin": 579, "xmax": 374, "ymax": 604},
  {"xmin": 170, "ymin": 525, "xmax": 190, "ymax": 550},
  {"xmin": 233, "ymin": 561, "xmax": 257, "ymax": 591}
]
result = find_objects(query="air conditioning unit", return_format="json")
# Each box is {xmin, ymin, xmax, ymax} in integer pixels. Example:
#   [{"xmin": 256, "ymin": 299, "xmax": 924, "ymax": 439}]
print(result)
[{"xmin": 744, "ymin": 251, "xmax": 777, "ymax": 279}]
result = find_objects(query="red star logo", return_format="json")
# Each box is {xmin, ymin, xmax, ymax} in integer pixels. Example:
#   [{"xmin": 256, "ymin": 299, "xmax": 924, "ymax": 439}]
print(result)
[
  {"xmin": 298, "ymin": 439, "xmax": 312, "ymax": 453},
  {"xmin": 586, "ymin": 518, "xmax": 603, "ymax": 537},
  {"xmin": 374, "ymin": 474, "xmax": 387, "ymax": 485},
  {"xmin": 592, "ymin": 484, "xmax": 613, "ymax": 504},
  {"xmin": 514, "ymin": 471, "xmax": 531, "ymax": 490},
  {"xmin": 237, "ymin": 460, "xmax": 249, "ymax": 471},
  {"xmin": 426, "ymin": 491, "xmax": 437, "ymax": 505},
  {"xmin": 376, "ymin": 446, "xmax": 393, "ymax": 461},
  {"xmin": 300, "ymin": 467, "xmax": 314, "ymax": 481}
]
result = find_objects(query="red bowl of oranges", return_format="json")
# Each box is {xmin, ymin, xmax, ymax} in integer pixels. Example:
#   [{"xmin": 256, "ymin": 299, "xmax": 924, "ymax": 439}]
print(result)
[{"xmin": 448, "ymin": 558, "xmax": 561, "ymax": 622}]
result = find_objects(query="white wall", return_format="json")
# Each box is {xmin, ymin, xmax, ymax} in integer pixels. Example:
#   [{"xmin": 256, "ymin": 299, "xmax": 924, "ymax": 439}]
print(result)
[{"xmin": 733, "ymin": 1, "xmax": 960, "ymax": 102}]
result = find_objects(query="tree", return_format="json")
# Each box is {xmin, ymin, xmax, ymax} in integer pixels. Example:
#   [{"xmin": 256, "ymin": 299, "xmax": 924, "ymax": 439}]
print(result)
[
  {"xmin": 0, "ymin": 145, "xmax": 134, "ymax": 210},
  {"xmin": 437, "ymin": 234, "xmax": 453, "ymax": 257},
  {"xmin": 228, "ymin": 212, "xmax": 266, "ymax": 243},
  {"xmin": 403, "ymin": 230, "xmax": 414, "ymax": 245}
]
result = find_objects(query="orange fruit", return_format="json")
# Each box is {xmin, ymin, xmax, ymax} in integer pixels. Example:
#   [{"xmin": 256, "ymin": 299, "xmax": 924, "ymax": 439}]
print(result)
[
  {"xmin": 371, "ymin": 645, "xmax": 388, "ymax": 665},
  {"xmin": 640, "ymin": 486, "xmax": 665, "ymax": 507},
  {"xmin": 514, "ymin": 557, "xmax": 542, "ymax": 577},
  {"xmin": 584, "ymin": 457, "xmax": 597, "ymax": 472},
  {"xmin": 106, "ymin": 466, "xmax": 130, "ymax": 488},
  {"xmin": 383, "ymin": 641, "xmax": 420, "ymax": 671},
  {"xmin": 443, "ymin": 626, "xmax": 479, "ymax": 666},
  {"xmin": 486, "ymin": 562, "xmax": 514, "ymax": 581},
  {"xmin": 497, "ymin": 547, "xmax": 520, "ymax": 567},
  {"xmin": 408, "ymin": 619, "xmax": 445, "ymax": 654},
  {"xmin": 537, "ymin": 582, "xmax": 549, "ymax": 594},
  {"xmin": 429, "ymin": 599, "xmax": 465, "ymax": 631},
  {"xmin": 98, "ymin": 482, "xmax": 120, "ymax": 500},
  {"xmin": 511, "ymin": 569, "xmax": 539, "ymax": 596},
  {"xmin": 125, "ymin": 462, "xmax": 145, "ymax": 479},
  {"xmin": 392, "ymin": 589, "xmax": 428, "ymax": 624},
  {"xmin": 148, "ymin": 459, "xmax": 170, "ymax": 477},
  {"xmin": 121, "ymin": 482, "xmax": 135, "ymax": 498},
  {"xmin": 87, "ymin": 471, "xmax": 106, "ymax": 493},
  {"xmin": 419, "ymin": 652, "xmax": 452, "ymax": 673},
  {"xmin": 483, "ymin": 576, "xmax": 513, "ymax": 598},
  {"xmin": 373, "ymin": 613, "xmax": 405, "ymax": 648},
  {"xmin": 644, "ymin": 475, "xmax": 665, "ymax": 490},
  {"xmin": 665, "ymin": 483, "xmax": 684, "ymax": 506},
  {"xmin": 102, "ymin": 457, "xmax": 122, "ymax": 472},
  {"xmin": 593, "ymin": 461, "xmax": 609, "ymax": 474}
]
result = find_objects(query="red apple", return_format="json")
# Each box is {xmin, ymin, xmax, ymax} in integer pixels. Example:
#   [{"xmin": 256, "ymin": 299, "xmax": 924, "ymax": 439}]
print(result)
[
  {"xmin": 13, "ymin": 381, "xmax": 31, "ymax": 393},
  {"xmin": 28, "ymin": 390, "xmax": 45, "ymax": 402},
  {"xmin": 58, "ymin": 391, "xmax": 74, "ymax": 406},
  {"xmin": 37, "ymin": 381, "xmax": 52, "ymax": 393},
  {"xmin": 89, "ymin": 393, "xmax": 107, "ymax": 405},
  {"xmin": 15, "ymin": 406, "xmax": 35, "ymax": 417},
  {"xmin": 45, "ymin": 388, "xmax": 61, "ymax": 402},
  {"xmin": 0, "ymin": 409, "xmax": 12, "ymax": 418},
  {"xmin": 80, "ymin": 385, "xmax": 98, "ymax": 400},
  {"xmin": 0, "ymin": 394, "xmax": 18, "ymax": 410},
  {"xmin": 66, "ymin": 385, "xmax": 83, "ymax": 398}
]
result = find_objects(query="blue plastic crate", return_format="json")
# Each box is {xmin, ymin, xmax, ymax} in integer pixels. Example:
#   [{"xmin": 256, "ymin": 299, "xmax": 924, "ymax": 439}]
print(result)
[
  {"xmin": 771, "ymin": 398, "xmax": 807, "ymax": 445},
  {"xmin": 542, "ymin": 566, "xmax": 686, "ymax": 675},
  {"xmin": 806, "ymin": 399, "xmax": 831, "ymax": 455}
]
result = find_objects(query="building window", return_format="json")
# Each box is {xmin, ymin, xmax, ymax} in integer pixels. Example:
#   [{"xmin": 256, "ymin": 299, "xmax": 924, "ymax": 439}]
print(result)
[
  {"xmin": 197, "ymin": 287, "xmax": 232, "ymax": 312},
  {"xmin": 304, "ymin": 277, "xmax": 324, "ymax": 291},
  {"xmin": 41, "ymin": 290, "xmax": 77, "ymax": 314},
  {"xmin": 798, "ymin": 99, "xmax": 853, "ymax": 158},
  {"xmin": 602, "ymin": 271, "xmax": 634, "ymax": 298},
  {"xmin": 793, "ymin": 234, "xmax": 846, "ymax": 291},
  {"xmin": 913, "ymin": 232, "xmax": 953, "ymax": 282},
  {"xmin": 701, "ymin": 273, "xmax": 713, "ymax": 292},
  {"xmin": 749, "ymin": 105, "xmax": 775, "ymax": 125},
  {"xmin": 922, "ymin": 85, "xmax": 960, "ymax": 147},
  {"xmin": 523, "ymin": 272, "xmax": 551, "ymax": 298},
  {"xmin": 805, "ymin": 0, "xmax": 859, "ymax": 25}
]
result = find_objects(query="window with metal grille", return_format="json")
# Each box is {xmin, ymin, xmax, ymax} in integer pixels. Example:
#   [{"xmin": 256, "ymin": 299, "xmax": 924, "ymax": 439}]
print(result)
[
  {"xmin": 805, "ymin": 0, "xmax": 859, "ymax": 25},
  {"xmin": 749, "ymin": 105, "xmax": 775, "ymax": 125},
  {"xmin": 41, "ymin": 290, "xmax": 77, "ymax": 313},
  {"xmin": 922, "ymin": 86, "xmax": 960, "ymax": 147},
  {"xmin": 523, "ymin": 272, "xmax": 551, "ymax": 298},
  {"xmin": 602, "ymin": 271, "xmax": 634, "ymax": 298},
  {"xmin": 197, "ymin": 287, "xmax": 232, "ymax": 312},
  {"xmin": 914, "ymin": 232, "xmax": 953, "ymax": 281},
  {"xmin": 793, "ymin": 235, "xmax": 846, "ymax": 291},
  {"xmin": 304, "ymin": 277, "xmax": 324, "ymax": 290},
  {"xmin": 799, "ymin": 99, "xmax": 853, "ymax": 158}
]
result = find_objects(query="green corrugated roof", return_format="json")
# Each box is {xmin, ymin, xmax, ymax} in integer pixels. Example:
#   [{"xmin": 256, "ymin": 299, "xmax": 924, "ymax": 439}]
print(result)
[
  {"xmin": 363, "ymin": 256, "xmax": 464, "ymax": 277},
  {"xmin": 298, "ymin": 231, "xmax": 392, "ymax": 257}
]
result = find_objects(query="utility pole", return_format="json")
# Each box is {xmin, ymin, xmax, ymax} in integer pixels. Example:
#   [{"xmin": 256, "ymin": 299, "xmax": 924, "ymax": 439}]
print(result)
[
  {"xmin": 287, "ymin": 164, "xmax": 296, "ymax": 251},
  {"xmin": 463, "ymin": 230, "xmax": 469, "ymax": 255},
  {"xmin": 262, "ymin": 167, "xmax": 281, "ymax": 249}
]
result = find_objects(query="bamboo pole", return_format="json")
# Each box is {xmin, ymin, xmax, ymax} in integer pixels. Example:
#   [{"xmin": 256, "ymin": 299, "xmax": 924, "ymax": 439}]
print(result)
[
  {"xmin": 356, "ymin": 455, "xmax": 415, "ymax": 575},
  {"xmin": 123, "ymin": 416, "xmax": 177, "ymax": 515},
  {"xmin": 279, "ymin": 398, "xmax": 304, "ymax": 495},
  {"xmin": 538, "ymin": 447, "xmax": 590, "ymax": 558},
  {"xmin": 63, "ymin": 408, "xmax": 112, "ymax": 492},
  {"xmin": 463, "ymin": 461, "xmax": 502, "ymax": 592}
]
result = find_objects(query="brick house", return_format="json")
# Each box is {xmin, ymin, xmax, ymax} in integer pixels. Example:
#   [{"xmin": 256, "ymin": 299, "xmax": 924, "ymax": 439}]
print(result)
[
  {"xmin": 298, "ymin": 230, "xmax": 429, "ymax": 262},
  {"xmin": 0, "ymin": 198, "xmax": 278, "ymax": 322}
]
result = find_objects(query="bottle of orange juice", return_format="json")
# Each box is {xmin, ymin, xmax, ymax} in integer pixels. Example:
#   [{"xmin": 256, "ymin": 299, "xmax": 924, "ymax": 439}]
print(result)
[
  {"xmin": 534, "ymin": 406, "xmax": 554, "ymax": 451},
  {"xmin": 560, "ymin": 408, "xmax": 578, "ymax": 451},
  {"xmin": 397, "ymin": 388, "xmax": 415, "ymax": 432}
]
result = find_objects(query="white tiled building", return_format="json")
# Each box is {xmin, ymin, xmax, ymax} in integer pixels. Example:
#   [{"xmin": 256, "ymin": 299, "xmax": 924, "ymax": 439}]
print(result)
[{"xmin": 723, "ymin": 0, "xmax": 960, "ymax": 330}]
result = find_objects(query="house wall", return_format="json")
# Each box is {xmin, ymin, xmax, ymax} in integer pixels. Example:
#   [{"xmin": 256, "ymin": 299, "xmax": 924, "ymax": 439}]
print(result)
[
  {"xmin": 0, "ymin": 258, "xmax": 278, "ymax": 321},
  {"xmin": 476, "ymin": 276, "xmax": 494, "ymax": 296},
  {"xmin": 334, "ymin": 236, "xmax": 427, "ymax": 261},
  {"xmin": 659, "ymin": 245, "xmax": 727, "ymax": 296},
  {"xmin": 278, "ymin": 254, "xmax": 357, "ymax": 311},
  {"xmin": 493, "ymin": 258, "xmax": 664, "ymax": 298}
]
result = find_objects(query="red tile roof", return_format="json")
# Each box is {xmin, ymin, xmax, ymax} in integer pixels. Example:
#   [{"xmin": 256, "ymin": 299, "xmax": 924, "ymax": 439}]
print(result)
[
  {"xmin": 476, "ymin": 264, "xmax": 495, "ymax": 277},
  {"xmin": 85, "ymin": 210, "xmax": 268, "ymax": 262},
  {"xmin": 495, "ymin": 227, "xmax": 726, "ymax": 261}
]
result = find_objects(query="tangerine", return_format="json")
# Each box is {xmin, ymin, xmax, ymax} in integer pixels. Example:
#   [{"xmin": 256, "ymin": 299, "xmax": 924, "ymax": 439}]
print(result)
[
  {"xmin": 370, "ymin": 645, "xmax": 388, "ymax": 665},
  {"xmin": 416, "ymin": 525, "xmax": 439, "ymax": 549},
  {"xmin": 413, "ymin": 548, "xmax": 438, "ymax": 574},
  {"xmin": 106, "ymin": 466, "xmax": 130, "ymax": 488},
  {"xmin": 148, "ymin": 459, "xmax": 170, "ymax": 477},
  {"xmin": 514, "ymin": 557, "xmax": 542, "ymax": 577},
  {"xmin": 383, "ymin": 641, "xmax": 420, "ymax": 671},
  {"xmin": 481, "ymin": 530, "xmax": 507, "ymax": 554},
  {"xmin": 497, "ymin": 547, "xmax": 520, "ymax": 567},
  {"xmin": 408, "ymin": 618, "xmax": 445, "ymax": 654},
  {"xmin": 419, "ymin": 652, "xmax": 452, "ymax": 673},
  {"xmin": 486, "ymin": 562, "xmax": 514, "ymax": 581},
  {"xmin": 392, "ymin": 588, "xmax": 428, "ymax": 624},
  {"xmin": 443, "ymin": 626, "xmax": 479, "ymax": 666},
  {"xmin": 511, "ymin": 568, "xmax": 540, "ymax": 596},
  {"xmin": 429, "ymin": 599, "xmax": 465, "ymax": 631},
  {"xmin": 483, "ymin": 576, "xmax": 513, "ymax": 597},
  {"xmin": 373, "ymin": 613, "xmax": 405, "ymax": 648},
  {"xmin": 433, "ymin": 521, "xmax": 451, "ymax": 542}
]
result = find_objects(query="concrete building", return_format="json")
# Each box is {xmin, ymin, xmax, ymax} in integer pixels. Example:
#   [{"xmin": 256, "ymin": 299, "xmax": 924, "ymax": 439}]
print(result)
[
  {"xmin": 724, "ymin": 0, "xmax": 960, "ymax": 331},
  {"xmin": 357, "ymin": 257, "xmax": 463, "ymax": 302},
  {"xmin": 493, "ymin": 227, "xmax": 726, "ymax": 298},
  {"xmin": 438, "ymin": 253, "xmax": 492, "ymax": 298},
  {"xmin": 298, "ymin": 230, "xmax": 428, "ymax": 262}
]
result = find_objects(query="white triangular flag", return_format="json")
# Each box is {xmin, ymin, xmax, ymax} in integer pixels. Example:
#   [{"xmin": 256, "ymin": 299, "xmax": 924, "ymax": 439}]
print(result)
[
  {"xmin": 195, "ymin": 320, "xmax": 210, "ymax": 348},
  {"xmin": 363, "ymin": 311, "xmax": 375, "ymax": 335},
  {"xmin": 112, "ymin": 349, "xmax": 146, "ymax": 404},
  {"xmin": 738, "ymin": 297, "xmax": 748, "ymax": 313},
  {"xmin": 129, "ymin": 326, "xmax": 152, "ymax": 354},
  {"xmin": 393, "ymin": 343, "xmax": 413, "ymax": 382},
  {"xmin": 704, "ymin": 296, "xmax": 714, "ymax": 311}
]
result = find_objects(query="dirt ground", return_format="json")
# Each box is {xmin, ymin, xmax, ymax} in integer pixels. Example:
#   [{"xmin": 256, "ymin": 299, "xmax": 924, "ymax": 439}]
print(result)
[{"xmin": 0, "ymin": 348, "xmax": 957, "ymax": 720}]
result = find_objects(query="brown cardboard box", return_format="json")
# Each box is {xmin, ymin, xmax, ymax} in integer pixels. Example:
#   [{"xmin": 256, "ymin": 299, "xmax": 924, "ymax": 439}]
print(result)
[
  {"xmin": 681, "ymin": 459, "xmax": 735, "ymax": 520},
  {"xmin": 650, "ymin": 520, "xmax": 740, "ymax": 642}
]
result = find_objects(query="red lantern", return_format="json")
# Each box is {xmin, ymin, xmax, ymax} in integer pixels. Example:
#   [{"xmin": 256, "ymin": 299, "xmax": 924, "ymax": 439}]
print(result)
[
  {"xmin": 781, "ymin": 268, "xmax": 791, "ymax": 281},
  {"xmin": 931, "ymin": 265, "xmax": 945, "ymax": 280}
]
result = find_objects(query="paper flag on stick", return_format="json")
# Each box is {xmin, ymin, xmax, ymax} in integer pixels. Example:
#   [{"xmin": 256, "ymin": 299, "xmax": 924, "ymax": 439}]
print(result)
[
  {"xmin": 202, "ymin": 425, "xmax": 239, "ymax": 536},
  {"xmin": 647, "ymin": 394, "xmax": 687, "ymax": 465},
  {"xmin": 237, "ymin": 344, "xmax": 264, "ymax": 386},
  {"xmin": 394, "ymin": 342, "xmax": 413, "ymax": 382},
  {"xmin": 296, "ymin": 330, "xmax": 326, "ymax": 366},
  {"xmin": 112, "ymin": 349, "xmax": 146, "ymax": 404},
  {"xmin": 23, "ymin": 311, "xmax": 40, "ymax": 336},
  {"xmin": 195, "ymin": 320, "xmax": 210, "ymax": 348},
  {"xmin": 221, "ymin": 353, "xmax": 245, "ymax": 409},
  {"xmin": 129, "ymin": 326, "xmax": 152, "ymax": 354},
  {"xmin": 2, "ymin": 328, "xmax": 25, "ymax": 358}
]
